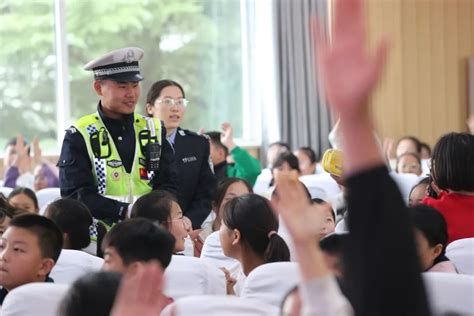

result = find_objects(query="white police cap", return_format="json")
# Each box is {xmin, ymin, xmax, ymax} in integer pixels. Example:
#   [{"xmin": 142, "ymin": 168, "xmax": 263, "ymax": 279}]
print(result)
[{"xmin": 83, "ymin": 47, "xmax": 144, "ymax": 82}]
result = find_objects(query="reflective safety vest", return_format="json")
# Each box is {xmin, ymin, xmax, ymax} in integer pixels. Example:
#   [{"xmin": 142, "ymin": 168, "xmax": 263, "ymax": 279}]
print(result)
[{"xmin": 74, "ymin": 112, "xmax": 162, "ymax": 204}]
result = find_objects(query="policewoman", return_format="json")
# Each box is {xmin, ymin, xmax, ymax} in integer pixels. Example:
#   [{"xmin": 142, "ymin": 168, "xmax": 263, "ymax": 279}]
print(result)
[
  {"xmin": 145, "ymin": 80, "xmax": 216, "ymax": 229},
  {"xmin": 58, "ymin": 48, "xmax": 177, "ymax": 224}
]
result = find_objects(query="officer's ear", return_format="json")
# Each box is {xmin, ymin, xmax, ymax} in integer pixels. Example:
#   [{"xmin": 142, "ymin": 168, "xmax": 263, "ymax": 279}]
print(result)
[{"xmin": 94, "ymin": 80, "xmax": 104, "ymax": 96}]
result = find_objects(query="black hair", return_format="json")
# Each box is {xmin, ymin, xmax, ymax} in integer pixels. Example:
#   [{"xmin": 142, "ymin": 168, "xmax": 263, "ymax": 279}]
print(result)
[
  {"xmin": 44, "ymin": 199, "xmax": 93, "ymax": 250},
  {"xmin": 319, "ymin": 233, "xmax": 349, "ymax": 274},
  {"xmin": 212, "ymin": 177, "xmax": 253, "ymax": 231},
  {"xmin": 269, "ymin": 152, "xmax": 301, "ymax": 187},
  {"xmin": 58, "ymin": 271, "xmax": 121, "ymax": 316},
  {"xmin": 205, "ymin": 131, "xmax": 228, "ymax": 157},
  {"xmin": 9, "ymin": 214, "xmax": 63, "ymax": 262},
  {"xmin": 431, "ymin": 132, "xmax": 474, "ymax": 192},
  {"xmin": 222, "ymin": 194, "xmax": 290, "ymax": 263},
  {"xmin": 409, "ymin": 177, "xmax": 430, "ymax": 204},
  {"xmin": 131, "ymin": 190, "xmax": 177, "ymax": 230},
  {"xmin": 8, "ymin": 187, "xmax": 39, "ymax": 210},
  {"xmin": 312, "ymin": 198, "xmax": 335, "ymax": 222},
  {"xmin": 409, "ymin": 205, "xmax": 449, "ymax": 267},
  {"xmin": 395, "ymin": 152, "xmax": 421, "ymax": 173},
  {"xmin": 145, "ymin": 79, "xmax": 185, "ymax": 117},
  {"xmin": 296, "ymin": 146, "xmax": 319, "ymax": 163},
  {"xmin": 420, "ymin": 142, "xmax": 431, "ymax": 157},
  {"xmin": 269, "ymin": 141, "xmax": 290, "ymax": 152},
  {"xmin": 101, "ymin": 218, "xmax": 175, "ymax": 268},
  {"xmin": 396, "ymin": 136, "xmax": 422, "ymax": 154}
]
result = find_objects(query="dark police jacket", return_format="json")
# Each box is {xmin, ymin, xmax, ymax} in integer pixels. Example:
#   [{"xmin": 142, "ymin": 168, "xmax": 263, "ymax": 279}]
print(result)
[
  {"xmin": 58, "ymin": 103, "xmax": 177, "ymax": 223},
  {"xmin": 173, "ymin": 127, "xmax": 216, "ymax": 229}
]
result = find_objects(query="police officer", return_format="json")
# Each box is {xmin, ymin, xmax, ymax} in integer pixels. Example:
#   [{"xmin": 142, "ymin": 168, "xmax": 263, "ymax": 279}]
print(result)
[
  {"xmin": 58, "ymin": 47, "xmax": 177, "ymax": 223},
  {"xmin": 145, "ymin": 80, "xmax": 216, "ymax": 229}
]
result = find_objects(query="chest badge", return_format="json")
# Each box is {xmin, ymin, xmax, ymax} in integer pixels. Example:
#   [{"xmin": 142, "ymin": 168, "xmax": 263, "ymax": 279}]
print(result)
[
  {"xmin": 139, "ymin": 167, "xmax": 149, "ymax": 180},
  {"xmin": 112, "ymin": 171, "xmax": 121, "ymax": 181},
  {"xmin": 182, "ymin": 156, "xmax": 197, "ymax": 163}
]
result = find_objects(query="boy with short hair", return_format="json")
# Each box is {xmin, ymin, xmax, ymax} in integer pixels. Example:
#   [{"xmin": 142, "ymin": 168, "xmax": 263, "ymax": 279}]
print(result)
[
  {"xmin": 101, "ymin": 218, "xmax": 175, "ymax": 273},
  {"xmin": 0, "ymin": 214, "xmax": 63, "ymax": 304}
]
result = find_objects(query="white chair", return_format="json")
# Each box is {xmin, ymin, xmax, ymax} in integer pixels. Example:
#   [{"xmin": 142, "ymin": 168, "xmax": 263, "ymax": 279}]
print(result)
[
  {"xmin": 389, "ymin": 172, "xmax": 419, "ymax": 204},
  {"xmin": 299, "ymin": 173, "xmax": 341, "ymax": 202},
  {"xmin": 36, "ymin": 187, "xmax": 61, "ymax": 215},
  {"xmin": 446, "ymin": 238, "xmax": 474, "ymax": 275},
  {"xmin": 240, "ymin": 262, "xmax": 301, "ymax": 308},
  {"xmin": 164, "ymin": 255, "xmax": 226, "ymax": 299},
  {"xmin": 423, "ymin": 272, "xmax": 474, "ymax": 315},
  {"xmin": 253, "ymin": 168, "xmax": 273, "ymax": 195},
  {"xmin": 50, "ymin": 249, "xmax": 104, "ymax": 285},
  {"xmin": 200, "ymin": 231, "xmax": 240, "ymax": 270},
  {"xmin": 161, "ymin": 295, "xmax": 279, "ymax": 316},
  {"xmin": 0, "ymin": 186, "xmax": 13, "ymax": 197},
  {"xmin": 1, "ymin": 283, "xmax": 69, "ymax": 316}
]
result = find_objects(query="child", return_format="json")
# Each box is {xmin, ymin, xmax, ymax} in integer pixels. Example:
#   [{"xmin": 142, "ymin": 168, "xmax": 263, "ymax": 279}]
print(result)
[
  {"xmin": 44, "ymin": 199, "xmax": 93, "ymax": 250},
  {"xmin": 101, "ymin": 218, "xmax": 175, "ymax": 274},
  {"xmin": 312, "ymin": 198, "xmax": 336, "ymax": 238},
  {"xmin": 396, "ymin": 152, "xmax": 422, "ymax": 176},
  {"xmin": 410, "ymin": 205, "xmax": 457, "ymax": 273},
  {"xmin": 131, "ymin": 191, "xmax": 189, "ymax": 253},
  {"xmin": 7, "ymin": 187, "xmax": 39, "ymax": 214},
  {"xmin": 0, "ymin": 214, "xmax": 63, "ymax": 304}
]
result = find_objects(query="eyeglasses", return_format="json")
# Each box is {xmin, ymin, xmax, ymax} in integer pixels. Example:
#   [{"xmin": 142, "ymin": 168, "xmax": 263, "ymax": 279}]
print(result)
[{"xmin": 156, "ymin": 97, "xmax": 189, "ymax": 108}]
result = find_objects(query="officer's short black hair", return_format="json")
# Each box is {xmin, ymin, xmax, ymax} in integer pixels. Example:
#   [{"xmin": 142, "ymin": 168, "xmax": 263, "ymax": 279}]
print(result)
[
  {"xmin": 45, "ymin": 199, "xmax": 93, "ymax": 250},
  {"xmin": 9, "ymin": 214, "xmax": 63, "ymax": 262},
  {"xmin": 101, "ymin": 218, "xmax": 175, "ymax": 268},
  {"xmin": 58, "ymin": 271, "xmax": 121, "ymax": 316},
  {"xmin": 206, "ymin": 131, "xmax": 228, "ymax": 156}
]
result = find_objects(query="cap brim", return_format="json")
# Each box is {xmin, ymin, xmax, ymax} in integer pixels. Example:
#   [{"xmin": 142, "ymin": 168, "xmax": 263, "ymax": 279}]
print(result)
[{"xmin": 97, "ymin": 73, "xmax": 144, "ymax": 83}]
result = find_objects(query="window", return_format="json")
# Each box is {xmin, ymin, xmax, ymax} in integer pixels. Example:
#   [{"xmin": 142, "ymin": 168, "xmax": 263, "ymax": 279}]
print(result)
[{"xmin": 0, "ymin": 0, "xmax": 244, "ymax": 154}]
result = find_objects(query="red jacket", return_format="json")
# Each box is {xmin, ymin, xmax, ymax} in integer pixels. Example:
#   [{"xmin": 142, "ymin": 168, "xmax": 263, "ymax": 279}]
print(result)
[{"xmin": 423, "ymin": 192, "xmax": 474, "ymax": 243}]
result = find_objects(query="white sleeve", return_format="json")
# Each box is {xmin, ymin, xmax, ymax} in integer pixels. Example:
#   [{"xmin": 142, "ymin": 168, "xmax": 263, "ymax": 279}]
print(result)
[{"xmin": 300, "ymin": 275, "xmax": 354, "ymax": 316}]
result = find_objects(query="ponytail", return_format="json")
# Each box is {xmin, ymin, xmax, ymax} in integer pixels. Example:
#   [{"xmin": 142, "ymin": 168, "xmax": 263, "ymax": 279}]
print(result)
[{"xmin": 264, "ymin": 233, "xmax": 290, "ymax": 263}]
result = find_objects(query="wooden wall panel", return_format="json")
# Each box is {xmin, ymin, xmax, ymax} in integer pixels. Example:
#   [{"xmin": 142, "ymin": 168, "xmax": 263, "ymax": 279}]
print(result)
[{"xmin": 365, "ymin": 0, "xmax": 473, "ymax": 148}]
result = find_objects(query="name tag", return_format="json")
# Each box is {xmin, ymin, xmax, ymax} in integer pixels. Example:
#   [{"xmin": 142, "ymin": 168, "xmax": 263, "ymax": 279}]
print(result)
[{"xmin": 182, "ymin": 156, "xmax": 197, "ymax": 163}]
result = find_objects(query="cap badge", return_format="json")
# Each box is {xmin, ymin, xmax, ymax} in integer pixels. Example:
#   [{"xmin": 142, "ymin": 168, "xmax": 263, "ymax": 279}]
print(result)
[{"xmin": 124, "ymin": 49, "xmax": 135, "ymax": 63}]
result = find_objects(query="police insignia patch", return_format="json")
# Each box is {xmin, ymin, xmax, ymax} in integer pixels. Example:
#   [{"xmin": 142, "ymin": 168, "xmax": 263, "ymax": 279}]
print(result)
[
  {"xmin": 139, "ymin": 168, "xmax": 149, "ymax": 180},
  {"xmin": 112, "ymin": 171, "xmax": 121, "ymax": 181},
  {"xmin": 107, "ymin": 160, "xmax": 123, "ymax": 168}
]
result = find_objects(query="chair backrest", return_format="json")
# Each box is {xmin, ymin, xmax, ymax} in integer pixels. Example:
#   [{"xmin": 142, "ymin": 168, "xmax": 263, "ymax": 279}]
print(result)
[
  {"xmin": 200, "ymin": 231, "xmax": 240, "ymax": 270},
  {"xmin": 161, "ymin": 295, "xmax": 279, "ymax": 316},
  {"xmin": 335, "ymin": 218, "xmax": 348, "ymax": 233},
  {"xmin": 423, "ymin": 272, "xmax": 474, "ymax": 315},
  {"xmin": 0, "ymin": 186, "xmax": 13, "ymax": 197},
  {"xmin": 36, "ymin": 187, "xmax": 61, "ymax": 215},
  {"xmin": 164, "ymin": 255, "xmax": 226, "ymax": 299},
  {"xmin": 389, "ymin": 172, "xmax": 419, "ymax": 204},
  {"xmin": 446, "ymin": 238, "xmax": 474, "ymax": 275},
  {"xmin": 299, "ymin": 173, "xmax": 341, "ymax": 201},
  {"xmin": 1, "ymin": 283, "xmax": 69, "ymax": 316},
  {"xmin": 50, "ymin": 249, "xmax": 104, "ymax": 285},
  {"xmin": 240, "ymin": 262, "xmax": 300, "ymax": 308}
]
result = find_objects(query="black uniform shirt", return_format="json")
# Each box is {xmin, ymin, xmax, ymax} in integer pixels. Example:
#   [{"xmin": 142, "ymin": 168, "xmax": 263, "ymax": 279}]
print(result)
[{"xmin": 58, "ymin": 102, "xmax": 177, "ymax": 223}]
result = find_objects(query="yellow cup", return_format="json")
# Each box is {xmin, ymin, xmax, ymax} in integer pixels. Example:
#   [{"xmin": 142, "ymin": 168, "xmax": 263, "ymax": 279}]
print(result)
[{"xmin": 322, "ymin": 149, "xmax": 343, "ymax": 177}]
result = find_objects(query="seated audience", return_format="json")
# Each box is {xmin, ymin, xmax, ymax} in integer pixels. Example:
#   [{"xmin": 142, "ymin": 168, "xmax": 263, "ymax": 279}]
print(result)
[
  {"xmin": 131, "ymin": 190, "xmax": 189, "ymax": 253},
  {"xmin": 101, "ymin": 218, "xmax": 175, "ymax": 274},
  {"xmin": 312, "ymin": 198, "xmax": 336, "ymax": 238},
  {"xmin": 3, "ymin": 136, "xmax": 33, "ymax": 189},
  {"xmin": 205, "ymin": 177, "xmax": 253, "ymax": 235},
  {"xmin": 410, "ymin": 205, "xmax": 457, "ymax": 273},
  {"xmin": 33, "ymin": 163, "xmax": 59, "ymax": 191},
  {"xmin": 219, "ymin": 193, "xmax": 290, "ymax": 295},
  {"xmin": 44, "ymin": 199, "xmax": 93, "ymax": 250},
  {"xmin": 7, "ymin": 187, "xmax": 39, "ymax": 214},
  {"xmin": 422, "ymin": 132, "xmax": 474, "ymax": 243},
  {"xmin": 0, "ymin": 208, "xmax": 12, "ymax": 237},
  {"xmin": 270, "ymin": 152, "xmax": 301, "ymax": 188},
  {"xmin": 395, "ymin": 135, "xmax": 422, "ymax": 158},
  {"xmin": 409, "ymin": 177, "xmax": 430, "ymax": 206},
  {"xmin": 0, "ymin": 214, "xmax": 63, "ymax": 304},
  {"xmin": 58, "ymin": 270, "xmax": 122, "ymax": 316},
  {"xmin": 419, "ymin": 142, "xmax": 431, "ymax": 160},
  {"xmin": 294, "ymin": 146, "xmax": 319, "ymax": 175},
  {"xmin": 253, "ymin": 141, "xmax": 290, "ymax": 193},
  {"xmin": 206, "ymin": 122, "xmax": 261, "ymax": 186},
  {"xmin": 395, "ymin": 152, "xmax": 422, "ymax": 176},
  {"xmin": 266, "ymin": 141, "xmax": 290, "ymax": 168},
  {"xmin": 319, "ymin": 233, "xmax": 348, "ymax": 279}
]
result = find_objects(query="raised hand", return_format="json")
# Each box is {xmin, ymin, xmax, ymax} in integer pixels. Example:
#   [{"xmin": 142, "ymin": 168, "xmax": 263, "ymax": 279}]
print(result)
[
  {"xmin": 314, "ymin": 0, "xmax": 388, "ymax": 116},
  {"xmin": 110, "ymin": 262, "xmax": 171, "ymax": 316},
  {"xmin": 14, "ymin": 134, "xmax": 32, "ymax": 174},
  {"xmin": 273, "ymin": 177, "xmax": 327, "ymax": 244},
  {"xmin": 32, "ymin": 136, "xmax": 43, "ymax": 167},
  {"xmin": 220, "ymin": 122, "xmax": 236, "ymax": 151}
]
